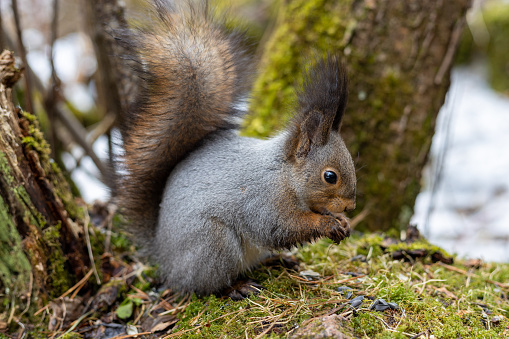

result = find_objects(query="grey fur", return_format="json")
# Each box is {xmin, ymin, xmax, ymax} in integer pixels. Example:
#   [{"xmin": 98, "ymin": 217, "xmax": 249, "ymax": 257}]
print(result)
[{"xmin": 156, "ymin": 129, "xmax": 354, "ymax": 295}]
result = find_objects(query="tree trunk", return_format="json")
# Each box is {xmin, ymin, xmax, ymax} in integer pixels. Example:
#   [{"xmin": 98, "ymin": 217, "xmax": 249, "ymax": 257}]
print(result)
[
  {"xmin": 84, "ymin": 0, "xmax": 139, "ymax": 119},
  {"xmin": 0, "ymin": 51, "xmax": 91, "ymax": 321},
  {"xmin": 246, "ymin": 0, "xmax": 471, "ymax": 231}
]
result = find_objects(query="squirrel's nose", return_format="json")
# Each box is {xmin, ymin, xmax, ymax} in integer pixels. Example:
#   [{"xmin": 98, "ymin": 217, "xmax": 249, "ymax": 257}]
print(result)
[{"xmin": 344, "ymin": 200, "xmax": 356, "ymax": 212}]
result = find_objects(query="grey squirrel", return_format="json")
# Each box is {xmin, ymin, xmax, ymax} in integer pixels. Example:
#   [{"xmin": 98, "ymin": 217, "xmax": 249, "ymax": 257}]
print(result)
[{"xmin": 117, "ymin": 0, "xmax": 356, "ymax": 296}]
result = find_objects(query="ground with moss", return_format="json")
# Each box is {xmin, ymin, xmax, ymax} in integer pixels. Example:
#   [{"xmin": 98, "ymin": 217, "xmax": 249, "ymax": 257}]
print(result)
[{"xmin": 8, "ymin": 224, "xmax": 508, "ymax": 339}]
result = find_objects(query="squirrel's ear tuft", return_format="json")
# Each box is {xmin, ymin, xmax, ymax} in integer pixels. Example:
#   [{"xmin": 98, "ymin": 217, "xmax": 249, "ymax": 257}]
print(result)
[
  {"xmin": 284, "ymin": 56, "xmax": 349, "ymax": 160},
  {"xmin": 298, "ymin": 55, "xmax": 349, "ymax": 134}
]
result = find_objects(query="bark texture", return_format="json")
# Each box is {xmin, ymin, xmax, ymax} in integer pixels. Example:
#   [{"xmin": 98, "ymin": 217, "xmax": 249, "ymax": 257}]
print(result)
[
  {"xmin": 246, "ymin": 0, "xmax": 471, "ymax": 231},
  {"xmin": 0, "ymin": 51, "xmax": 90, "ymax": 317}
]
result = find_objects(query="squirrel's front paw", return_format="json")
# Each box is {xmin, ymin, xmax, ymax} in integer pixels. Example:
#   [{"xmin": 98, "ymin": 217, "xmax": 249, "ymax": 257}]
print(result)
[{"xmin": 323, "ymin": 214, "xmax": 351, "ymax": 244}]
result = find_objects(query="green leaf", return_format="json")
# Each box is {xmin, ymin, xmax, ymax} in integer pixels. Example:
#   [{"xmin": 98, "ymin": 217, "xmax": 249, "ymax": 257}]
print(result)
[{"xmin": 115, "ymin": 299, "xmax": 133, "ymax": 319}]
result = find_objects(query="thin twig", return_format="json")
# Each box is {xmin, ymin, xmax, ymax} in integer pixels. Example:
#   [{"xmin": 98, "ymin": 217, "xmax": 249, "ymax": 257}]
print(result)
[
  {"xmin": 34, "ymin": 269, "xmax": 94, "ymax": 316},
  {"xmin": 18, "ymin": 272, "xmax": 33, "ymax": 318},
  {"xmin": 254, "ymin": 309, "xmax": 291, "ymax": 339},
  {"xmin": 56, "ymin": 310, "xmax": 94, "ymax": 338},
  {"xmin": 7, "ymin": 292, "xmax": 16, "ymax": 325},
  {"xmin": 15, "ymin": 320, "xmax": 25, "ymax": 339},
  {"xmin": 87, "ymin": 113, "xmax": 117, "ymax": 144},
  {"xmin": 83, "ymin": 207, "xmax": 101, "ymax": 285}
]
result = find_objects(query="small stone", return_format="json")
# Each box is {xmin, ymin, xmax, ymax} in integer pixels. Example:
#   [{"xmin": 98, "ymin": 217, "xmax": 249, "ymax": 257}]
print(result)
[
  {"xmin": 337, "ymin": 286, "xmax": 352, "ymax": 293},
  {"xmin": 388, "ymin": 302, "xmax": 399, "ymax": 310},
  {"xmin": 375, "ymin": 304, "xmax": 390, "ymax": 311},
  {"xmin": 300, "ymin": 270, "xmax": 321, "ymax": 280},
  {"xmin": 337, "ymin": 286, "xmax": 354, "ymax": 299},
  {"xmin": 350, "ymin": 295, "xmax": 365, "ymax": 303},
  {"xmin": 350, "ymin": 299, "xmax": 363, "ymax": 309},
  {"xmin": 370, "ymin": 299, "xmax": 390, "ymax": 312}
]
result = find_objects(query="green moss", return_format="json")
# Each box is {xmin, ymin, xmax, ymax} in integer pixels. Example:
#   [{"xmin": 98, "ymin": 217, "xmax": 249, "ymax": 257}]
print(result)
[
  {"xmin": 58, "ymin": 333, "xmax": 83, "ymax": 339},
  {"xmin": 20, "ymin": 113, "xmax": 84, "ymax": 222},
  {"xmin": 42, "ymin": 223, "xmax": 72, "ymax": 297},
  {"xmin": 41, "ymin": 233, "xmax": 509, "ymax": 338},
  {"xmin": 21, "ymin": 111, "xmax": 36, "ymax": 122},
  {"xmin": 0, "ymin": 194, "xmax": 32, "ymax": 305},
  {"xmin": 0, "ymin": 152, "xmax": 15, "ymax": 187},
  {"xmin": 351, "ymin": 312, "xmax": 384, "ymax": 337},
  {"xmin": 20, "ymin": 113, "xmax": 51, "ymax": 161}
]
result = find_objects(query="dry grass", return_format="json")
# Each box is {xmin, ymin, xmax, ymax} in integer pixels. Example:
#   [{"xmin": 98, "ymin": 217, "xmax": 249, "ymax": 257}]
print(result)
[{"xmin": 11, "ymin": 230, "xmax": 509, "ymax": 339}]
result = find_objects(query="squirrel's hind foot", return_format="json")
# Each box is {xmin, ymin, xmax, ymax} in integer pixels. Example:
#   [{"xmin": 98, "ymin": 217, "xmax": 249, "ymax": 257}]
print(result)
[{"xmin": 218, "ymin": 279, "xmax": 263, "ymax": 301}]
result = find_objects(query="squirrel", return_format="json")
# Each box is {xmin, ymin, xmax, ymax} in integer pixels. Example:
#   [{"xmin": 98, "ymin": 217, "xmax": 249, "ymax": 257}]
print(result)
[{"xmin": 117, "ymin": 0, "xmax": 356, "ymax": 296}]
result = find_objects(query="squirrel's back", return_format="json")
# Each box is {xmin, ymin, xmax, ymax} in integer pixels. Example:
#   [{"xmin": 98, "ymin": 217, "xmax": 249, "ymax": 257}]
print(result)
[{"xmin": 118, "ymin": 1, "xmax": 252, "ymax": 242}]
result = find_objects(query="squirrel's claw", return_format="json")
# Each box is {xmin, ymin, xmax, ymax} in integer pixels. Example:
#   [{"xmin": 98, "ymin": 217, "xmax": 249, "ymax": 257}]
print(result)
[{"xmin": 328, "ymin": 214, "xmax": 351, "ymax": 244}]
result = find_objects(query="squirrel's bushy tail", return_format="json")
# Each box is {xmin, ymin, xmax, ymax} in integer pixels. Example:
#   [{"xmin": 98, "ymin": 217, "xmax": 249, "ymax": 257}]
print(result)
[{"xmin": 117, "ymin": 0, "xmax": 252, "ymax": 242}]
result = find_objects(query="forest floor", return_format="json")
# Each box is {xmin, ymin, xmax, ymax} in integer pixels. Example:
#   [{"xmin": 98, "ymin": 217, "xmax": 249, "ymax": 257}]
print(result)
[{"xmin": 7, "ymin": 214, "xmax": 509, "ymax": 339}]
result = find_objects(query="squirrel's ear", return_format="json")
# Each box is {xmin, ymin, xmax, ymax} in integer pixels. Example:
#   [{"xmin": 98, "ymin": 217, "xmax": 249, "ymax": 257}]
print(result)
[
  {"xmin": 285, "ymin": 56, "xmax": 349, "ymax": 160},
  {"xmin": 295, "ymin": 110, "xmax": 324, "ymax": 158}
]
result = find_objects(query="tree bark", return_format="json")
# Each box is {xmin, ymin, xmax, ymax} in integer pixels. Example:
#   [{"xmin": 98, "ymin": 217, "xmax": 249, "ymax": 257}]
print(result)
[
  {"xmin": 0, "ymin": 51, "xmax": 91, "ymax": 319},
  {"xmin": 246, "ymin": 0, "xmax": 471, "ymax": 231}
]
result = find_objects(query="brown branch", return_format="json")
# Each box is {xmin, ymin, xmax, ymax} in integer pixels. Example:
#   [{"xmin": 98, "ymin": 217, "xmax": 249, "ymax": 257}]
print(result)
[
  {"xmin": 46, "ymin": 0, "xmax": 60, "ymax": 158},
  {"xmin": 434, "ymin": 16, "xmax": 465, "ymax": 85},
  {"xmin": 11, "ymin": 0, "xmax": 34, "ymax": 114},
  {"xmin": 0, "ymin": 1, "xmax": 4, "ymax": 50},
  {"xmin": 52, "ymin": 103, "xmax": 111, "ymax": 179}
]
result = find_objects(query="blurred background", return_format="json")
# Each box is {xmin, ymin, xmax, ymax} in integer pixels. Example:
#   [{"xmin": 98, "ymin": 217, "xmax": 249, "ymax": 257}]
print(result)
[{"xmin": 2, "ymin": 0, "xmax": 508, "ymax": 261}]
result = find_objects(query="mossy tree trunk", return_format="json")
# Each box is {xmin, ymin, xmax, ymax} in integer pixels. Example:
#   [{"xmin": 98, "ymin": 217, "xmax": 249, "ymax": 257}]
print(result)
[
  {"xmin": 0, "ymin": 51, "xmax": 91, "ymax": 323},
  {"xmin": 246, "ymin": 0, "xmax": 471, "ymax": 231}
]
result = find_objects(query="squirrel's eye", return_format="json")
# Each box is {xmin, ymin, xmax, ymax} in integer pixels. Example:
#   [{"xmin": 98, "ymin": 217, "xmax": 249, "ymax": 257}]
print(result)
[{"xmin": 323, "ymin": 170, "xmax": 337, "ymax": 184}]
